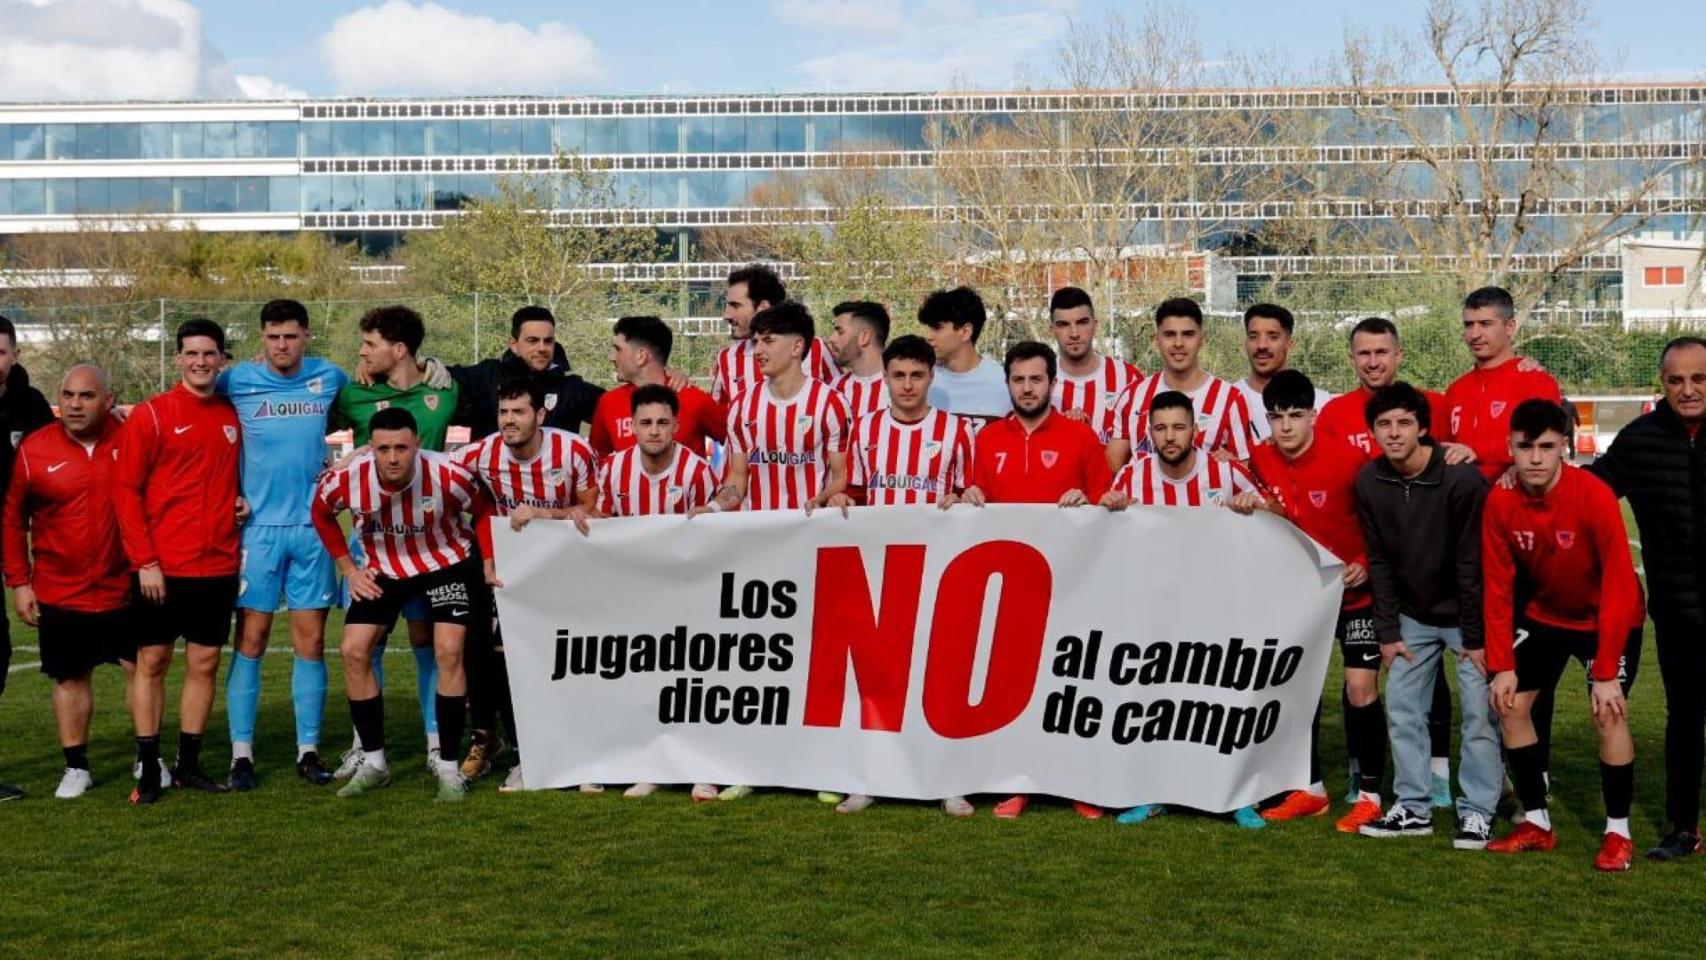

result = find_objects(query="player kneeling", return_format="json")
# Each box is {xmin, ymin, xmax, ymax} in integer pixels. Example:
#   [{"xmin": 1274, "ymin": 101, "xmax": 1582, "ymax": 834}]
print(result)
[
  {"xmin": 312, "ymin": 407, "xmax": 495, "ymax": 802},
  {"xmin": 1483, "ymin": 400, "xmax": 1644, "ymax": 871},
  {"xmin": 588, "ymin": 383, "xmax": 719, "ymax": 801}
]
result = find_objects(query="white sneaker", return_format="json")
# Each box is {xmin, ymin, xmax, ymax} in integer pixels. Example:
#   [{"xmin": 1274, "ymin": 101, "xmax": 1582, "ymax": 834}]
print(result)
[
  {"xmin": 941, "ymin": 796, "xmax": 974, "ymax": 817},
  {"xmin": 690, "ymin": 783, "xmax": 719, "ymax": 802},
  {"xmin": 332, "ymin": 747, "xmax": 363, "ymax": 781},
  {"xmin": 500, "ymin": 766, "xmax": 525, "ymax": 793},
  {"xmin": 433, "ymin": 758, "xmax": 468, "ymax": 802},
  {"xmin": 131, "ymin": 759, "xmax": 173, "ymax": 789},
  {"xmin": 577, "ymin": 783, "xmax": 604, "ymax": 794},
  {"xmin": 623, "ymin": 782, "xmax": 658, "ymax": 799},
  {"xmin": 55, "ymin": 767, "xmax": 93, "ymax": 799},
  {"xmin": 835, "ymin": 793, "xmax": 875, "ymax": 814},
  {"xmin": 424, "ymin": 747, "xmax": 443, "ymax": 774}
]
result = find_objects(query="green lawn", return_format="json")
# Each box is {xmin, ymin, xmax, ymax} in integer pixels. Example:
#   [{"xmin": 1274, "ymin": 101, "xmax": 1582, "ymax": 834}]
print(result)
[{"xmin": 1, "ymin": 607, "xmax": 1701, "ymax": 959}]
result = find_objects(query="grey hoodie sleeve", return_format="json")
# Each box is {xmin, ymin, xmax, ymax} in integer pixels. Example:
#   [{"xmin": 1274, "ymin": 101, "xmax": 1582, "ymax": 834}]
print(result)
[
  {"xmin": 1451, "ymin": 469, "xmax": 1489, "ymax": 649},
  {"xmin": 1355, "ymin": 472, "xmax": 1403, "ymax": 645}
]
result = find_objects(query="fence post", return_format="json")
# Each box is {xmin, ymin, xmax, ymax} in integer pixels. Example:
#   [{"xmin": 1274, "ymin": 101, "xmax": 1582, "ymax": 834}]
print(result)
[
  {"xmin": 473, "ymin": 292, "xmax": 481, "ymax": 363},
  {"xmin": 157, "ymin": 297, "xmax": 167, "ymax": 392}
]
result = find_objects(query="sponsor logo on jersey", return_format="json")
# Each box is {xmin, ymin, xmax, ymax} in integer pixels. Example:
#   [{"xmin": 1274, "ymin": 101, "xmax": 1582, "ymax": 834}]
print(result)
[
  {"xmin": 252, "ymin": 399, "xmax": 329, "ymax": 419},
  {"xmin": 747, "ymin": 449, "xmax": 817, "ymax": 466}
]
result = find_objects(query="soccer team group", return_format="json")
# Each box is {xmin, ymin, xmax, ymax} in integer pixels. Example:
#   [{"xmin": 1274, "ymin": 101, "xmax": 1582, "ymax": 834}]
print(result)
[{"xmin": 2, "ymin": 264, "xmax": 1705, "ymax": 873}]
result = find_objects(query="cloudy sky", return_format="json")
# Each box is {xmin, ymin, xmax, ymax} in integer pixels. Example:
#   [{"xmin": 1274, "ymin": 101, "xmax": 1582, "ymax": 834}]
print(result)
[{"xmin": 0, "ymin": 0, "xmax": 1698, "ymax": 101}]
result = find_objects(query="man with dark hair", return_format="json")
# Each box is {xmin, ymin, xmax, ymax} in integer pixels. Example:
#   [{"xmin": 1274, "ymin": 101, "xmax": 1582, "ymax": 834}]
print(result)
[
  {"xmin": 713, "ymin": 265, "xmax": 837, "ymax": 405},
  {"xmin": 1108, "ymin": 297, "xmax": 1257, "ymax": 470},
  {"xmin": 918, "ymin": 286, "xmax": 1010, "ymax": 430},
  {"xmin": 827, "ymin": 301, "xmax": 892, "ymax": 417},
  {"xmin": 330, "ymin": 305, "xmax": 460, "ymax": 775},
  {"xmin": 0, "ymin": 313, "xmax": 55, "ymax": 802},
  {"xmin": 1233, "ymin": 304, "xmax": 1331, "ymax": 440},
  {"xmin": 115, "ymin": 318, "xmax": 244, "ymax": 804},
  {"xmin": 4, "ymin": 364, "xmax": 132, "ymax": 801},
  {"xmin": 1234, "ymin": 371, "xmax": 1386, "ymax": 832},
  {"xmin": 1588, "ymin": 335, "xmax": 1706, "ymax": 860},
  {"xmin": 1443, "ymin": 286, "xmax": 1562, "ymax": 481},
  {"xmin": 961, "ymin": 340, "xmax": 1107, "ymax": 821},
  {"xmin": 1048, "ymin": 286, "xmax": 1142, "ymax": 444},
  {"xmin": 1353, "ymin": 382, "xmax": 1500, "ymax": 847},
  {"xmin": 591, "ymin": 316, "xmax": 724, "ymax": 458},
  {"xmin": 704, "ymin": 301, "xmax": 850, "ymax": 519},
  {"xmin": 217, "ymin": 299, "xmax": 349, "ymax": 789},
  {"xmin": 1482, "ymin": 399, "xmax": 1643, "ymax": 870},
  {"xmin": 445, "ymin": 305, "xmax": 604, "ymax": 439},
  {"xmin": 312, "ymin": 406, "xmax": 494, "ymax": 802},
  {"xmin": 457, "ymin": 375, "xmax": 598, "ymax": 789}
]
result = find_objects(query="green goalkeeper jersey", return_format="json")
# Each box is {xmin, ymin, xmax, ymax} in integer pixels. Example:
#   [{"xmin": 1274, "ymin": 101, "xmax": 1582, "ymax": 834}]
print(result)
[{"xmin": 331, "ymin": 379, "xmax": 460, "ymax": 451}]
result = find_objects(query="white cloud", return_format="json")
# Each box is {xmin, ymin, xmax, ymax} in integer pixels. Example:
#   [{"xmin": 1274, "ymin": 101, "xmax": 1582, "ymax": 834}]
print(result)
[
  {"xmin": 235, "ymin": 73, "xmax": 307, "ymax": 101},
  {"xmin": 0, "ymin": 0, "xmax": 242, "ymax": 100},
  {"xmin": 320, "ymin": 1, "xmax": 602, "ymax": 96},
  {"xmin": 791, "ymin": 2, "xmax": 1073, "ymax": 91}
]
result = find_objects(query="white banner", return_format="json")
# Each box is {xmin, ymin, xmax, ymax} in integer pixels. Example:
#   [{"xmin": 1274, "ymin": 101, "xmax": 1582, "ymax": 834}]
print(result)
[{"xmin": 492, "ymin": 505, "xmax": 1344, "ymax": 812}]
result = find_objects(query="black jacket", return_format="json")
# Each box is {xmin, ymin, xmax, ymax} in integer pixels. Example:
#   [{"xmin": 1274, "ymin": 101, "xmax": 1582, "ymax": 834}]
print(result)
[
  {"xmin": 1355, "ymin": 440, "xmax": 1489, "ymax": 648},
  {"xmin": 1589, "ymin": 401, "xmax": 1706, "ymax": 625},
  {"xmin": 449, "ymin": 344, "xmax": 604, "ymax": 439},
  {"xmin": 0, "ymin": 363, "xmax": 56, "ymax": 500}
]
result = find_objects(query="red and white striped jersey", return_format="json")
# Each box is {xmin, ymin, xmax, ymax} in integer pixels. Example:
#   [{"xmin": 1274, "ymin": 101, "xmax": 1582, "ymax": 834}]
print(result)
[
  {"xmin": 849, "ymin": 408, "xmax": 974, "ymax": 506},
  {"xmin": 1114, "ymin": 373, "xmax": 1257, "ymax": 460},
  {"xmin": 315, "ymin": 450, "xmax": 482, "ymax": 579},
  {"xmin": 1113, "ymin": 452, "xmax": 1262, "ymax": 507},
  {"xmin": 832, "ymin": 370, "xmax": 889, "ymax": 418},
  {"xmin": 711, "ymin": 337, "xmax": 841, "ymax": 405},
  {"xmin": 1053, "ymin": 355, "xmax": 1144, "ymax": 444},
  {"xmin": 597, "ymin": 444, "xmax": 717, "ymax": 517},
  {"xmin": 455, "ymin": 427, "xmax": 595, "ymax": 516},
  {"xmin": 725, "ymin": 379, "xmax": 850, "ymax": 511}
]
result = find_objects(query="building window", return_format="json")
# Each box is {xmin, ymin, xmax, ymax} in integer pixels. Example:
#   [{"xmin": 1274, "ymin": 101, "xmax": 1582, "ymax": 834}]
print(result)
[{"xmin": 1644, "ymin": 265, "xmax": 1687, "ymax": 286}]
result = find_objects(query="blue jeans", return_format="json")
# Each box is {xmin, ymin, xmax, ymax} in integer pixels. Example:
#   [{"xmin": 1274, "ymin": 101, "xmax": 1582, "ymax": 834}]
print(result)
[{"xmin": 1386, "ymin": 616, "xmax": 1502, "ymax": 819}]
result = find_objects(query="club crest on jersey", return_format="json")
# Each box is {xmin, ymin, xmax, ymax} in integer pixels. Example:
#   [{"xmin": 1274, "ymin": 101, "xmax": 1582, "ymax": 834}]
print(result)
[
  {"xmin": 1197, "ymin": 414, "xmax": 1213, "ymax": 430},
  {"xmin": 306, "ymin": 377, "xmax": 323, "ymax": 395},
  {"xmin": 922, "ymin": 440, "xmax": 941, "ymax": 455},
  {"xmin": 546, "ymin": 469, "xmax": 565, "ymax": 487},
  {"xmin": 375, "ymin": 400, "xmax": 390, "ymax": 411},
  {"xmin": 8, "ymin": 431, "xmax": 20, "ymax": 448},
  {"xmin": 424, "ymin": 394, "xmax": 440, "ymax": 412},
  {"xmin": 1555, "ymin": 530, "xmax": 1576, "ymax": 549},
  {"xmin": 796, "ymin": 414, "xmax": 813, "ymax": 428},
  {"xmin": 421, "ymin": 496, "xmax": 439, "ymax": 514},
  {"xmin": 1104, "ymin": 392, "xmax": 1120, "ymax": 407},
  {"xmin": 1309, "ymin": 490, "xmax": 1327, "ymax": 508},
  {"xmin": 666, "ymin": 484, "xmax": 683, "ymax": 504},
  {"xmin": 223, "ymin": 425, "xmax": 238, "ymax": 443},
  {"xmin": 1040, "ymin": 450, "xmax": 1059, "ymax": 468},
  {"xmin": 1490, "ymin": 401, "xmax": 1507, "ymax": 418},
  {"xmin": 544, "ymin": 393, "xmax": 559, "ymax": 411}
]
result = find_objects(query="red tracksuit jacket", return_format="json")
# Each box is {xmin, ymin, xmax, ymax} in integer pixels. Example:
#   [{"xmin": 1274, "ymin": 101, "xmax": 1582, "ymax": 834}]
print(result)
[
  {"xmin": 113, "ymin": 383, "xmax": 242, "ymax": 577},
  {"xmin": 3, "ymin": 418, "xmax": 131, "ymax": 612},
  {"xmin": 1444, "ymin": 357, "xmax": 1562, "ymax": 481},
  {"xmin": 970, "ymin": 411, "xmax": 1112, "ymax": 504},
  {"xmin": 1248, "ymin": 435, "xmax": 1372, "ymax": 611}
]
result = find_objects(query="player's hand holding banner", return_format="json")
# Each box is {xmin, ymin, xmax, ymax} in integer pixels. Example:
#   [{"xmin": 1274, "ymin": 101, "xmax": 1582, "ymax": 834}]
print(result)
[{"xmin": 492, "ymin": 505, "xmax": 1344, "ymax": 812}]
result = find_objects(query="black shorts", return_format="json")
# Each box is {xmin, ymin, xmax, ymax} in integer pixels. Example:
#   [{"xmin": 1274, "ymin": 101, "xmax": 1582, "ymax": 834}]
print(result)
[
  {"xmin": 134, "ymin": 575, "xmax": 238, "ymax": 648},
  {"xmin": 1338, "ymin": 608, "xmax": 1380, "ymax": 670},
  {"xmin": 39, "ymin": 605, "xmax": 136, "ymax": 681},
  {"xmin": 346, "ymin": 559, "xmax": 485, "ymax": 631},
  {"xmin": 1513, "ymin": 616, "xmax": 1643, "ymax": 696}
]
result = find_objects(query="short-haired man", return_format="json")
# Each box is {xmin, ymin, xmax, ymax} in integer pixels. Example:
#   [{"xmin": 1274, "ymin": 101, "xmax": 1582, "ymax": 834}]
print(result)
[
  {"xmin": 218, "ymin": 299, "xmax": 349, "ymax": 789},
  {"xmin": 1481, "ymin": 399, "xmax": 1644, "ymax": 869},
  {"xmin": 331, "ymin": 305, "xmax": 461, "ymax": 772},
  {"xmin": 115, "ymin": 318, "xmax": 244, "ymax": 803},
  {"xmin": 457, "ymin": 377, "xmax": 598, "ymax": 789},
  {"xmin": 446, "ymin": 305, "xmax": 604, "ymax": 438},
  {"xmin": 959, "ymin": 340, "xmax": 1107, "ymax": 821},
  {"xmin": 918, "ymin": 286, "xmax": 1011, "ymax": 431},
  {"xmin": 591, "ymin": 316, "xmax": 725, "ymax": 457},
  {"xmin": 1232, "ymin": 304, "xmax": 1331, "ymax": 441},
  {"xmin": 1108, "ymin": 297, "xmax": 1257, "ymax": 469},
  {"xmin": 713, "ymin": 265, "xmax": 838, "ymax": 405},
  {"xmin": 1236, "ymin": 371, "xmax": 1388, "ymax": 833},
  {"xmin": 312, "ymin": 406, "xmax": 494, "ymax": 801},
  {"xmin": 0, "ymin": 313, "xmax": 55, "ymax": 802},
  {"xmin": 4, "ymin": 364, "xmax": 132, "ymax": 800},
  {"xmin": 1354, "ymin": 383, "xmax": 1501, "ymax": 848},
  {"xmin": 1443, "ymin": 286, "xmax": 1562, "ymax": 481},
  {"xmin": 1590, "ymin": 336, "xmax": 1706, "ymax": 860},
  {"xmin": 827, "ymin": 300, "xmax": 892, "ymax": 417},
  {"xmin": 1100, "ymin": 389, "xmax": 1268, "ymax": 830},
  {"xmin": 1048, "ymin": 286, "xmax": 1142, "ymax": 444},
  {"xmin": 590, "ymin": 383, "xmax": 719, "ymax": 802}
]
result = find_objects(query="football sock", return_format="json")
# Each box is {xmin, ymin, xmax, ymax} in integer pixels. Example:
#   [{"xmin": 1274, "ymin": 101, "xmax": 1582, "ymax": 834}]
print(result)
[
  {"xmin": 63, "ymin": 743, "xmax": 88, "ymax": 771},
  {"xmin": 1605, "ymin": 816, "xmax": 1631, "ymax": 839},
  {"xmin": 413, "ymin": 645, "xmax": 438, "ymax": 737},
  {"xmin": 178, "ymin": 731, "xmax": 204, "ymax": 772},
  {"xmin": 1351, "ymin": 700, "xmax": 1386, "ymax": 795},
  {"xmin": 1602, "ymin": 760, "xmax": 1634, "ymax": 824},
  {"xmin": 135, "ymin": 736, "xmax": 161, "ymax": 787},
  {"xmin": 436, "ymin": 694, "xmax": 465, "ymax": 768},
  {"xmin": 1429, "ymin": 756, "xmax": 1450, "ymax": 780},
  {"xmin": 1307, "ymin": 703, "xmax": 1323, "ymax": 785},
  {"xmin": 225, "ymin": 652, "xmax": 262, "ymax": 759},
  {"xmin": 1508, "ymin": 742, "xmax": 1550, "ymax": 828},
  {"xmin": 371, "ymin": 643, "xmax": 386, "ymax": 690},
  {"xmin": 292, "ymin": 655, "xmax": 327, "ymax": 753},
  {"xmin": 349, "ymin": 694, "xmax": 385, "ymax": 756}
]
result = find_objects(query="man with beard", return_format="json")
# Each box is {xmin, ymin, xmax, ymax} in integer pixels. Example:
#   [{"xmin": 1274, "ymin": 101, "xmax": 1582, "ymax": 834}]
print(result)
[
  {"xmin": 826, "ymin": 301, "xmax": 891, "ymax": 418},
  {"xmin": 447, "ymin": 305, "xmax": 604, "ymax": 438},
  {"xmin": 712, "ymin": 265, "xmax": 838, "ymax": 406},
  {"xmin": 590, "ymin": 316, "xmax": 724, "ymax": 458},
  {"xmin": 1107, "ymin": 298, "xmax": 1257, "ymax": 470},
  {"xmin": 1048, "ymin": 286, "xmax": 1142, "ymax": 444},
  {"xmin": 1231, "ymin": 304, "xmax": 1331, "ymax": 441}
]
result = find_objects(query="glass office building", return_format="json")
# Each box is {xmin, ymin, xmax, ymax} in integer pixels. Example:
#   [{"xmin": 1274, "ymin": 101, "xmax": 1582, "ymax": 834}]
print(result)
[{"xmin": 1, "ymin": 87, "xmax": 1701, "ymax": 262}]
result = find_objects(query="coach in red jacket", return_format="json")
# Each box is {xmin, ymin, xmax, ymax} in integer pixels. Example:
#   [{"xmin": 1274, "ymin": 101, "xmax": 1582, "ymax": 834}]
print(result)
[
  {"xmin": 2, "ymin": 365, "xmax": 131, "ymax": 801},
  {"xmin": 114, "ymin": 318, "xmax": 244, "ymax": 804}
]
